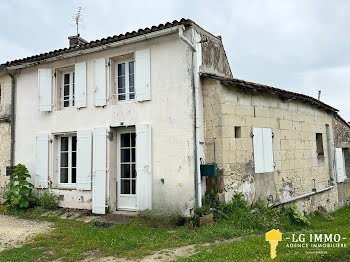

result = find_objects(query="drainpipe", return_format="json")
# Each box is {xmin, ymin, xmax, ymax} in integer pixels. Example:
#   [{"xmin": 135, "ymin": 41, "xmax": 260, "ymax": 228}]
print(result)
[
  {"xmin": 178, "ymin": 26, "xmax": 202, "ymax": 208},
  {"xmin": 0, "ymin": 66, "xmax": 15, "ymax": 168},
  {"xmin": 326, "ymin": 124, "xmax": 335, "ymax": 186}
]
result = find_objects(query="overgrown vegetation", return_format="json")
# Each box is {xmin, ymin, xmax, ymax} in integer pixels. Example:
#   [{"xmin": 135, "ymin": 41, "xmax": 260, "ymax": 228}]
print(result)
[
  {"xmin": 3, "ymin": 164, "xmax": 37, "ymax": 211},
  {"xmin": 38, "ymin": 192, "xmax": 59, "ymax": 210}
]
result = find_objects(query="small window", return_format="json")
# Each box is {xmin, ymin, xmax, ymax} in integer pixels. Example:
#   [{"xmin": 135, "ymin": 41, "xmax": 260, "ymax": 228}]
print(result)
[
  {"xmin": 61, "ymin": 72, "xmax": 75, "ymax": 108},
  {"xmin": 116, "ymin": 61, "xmax": 135, "ymax": 101},
  {"xmin": 235, "ymin": 127, "xmax": 242, "ymax": 138},
  {"xmin": 316, "ymin": 133, "xmax": 324, "ymax": 156},
  {"xmin": 59, "ymin": 135, "xmax": 77, "ymax": 184}
]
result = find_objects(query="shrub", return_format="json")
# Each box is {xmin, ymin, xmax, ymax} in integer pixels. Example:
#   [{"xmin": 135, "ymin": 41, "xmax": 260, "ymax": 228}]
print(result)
[
  {"xmin": 39, "ymin": 192, "xmax": 59, "ymax": 210},
  {"xmin": 284, "ymin": 204, "xmax": 310, "ymax": 225},
  {"xmin": 3, "ymin": 164, "xmax": 37, "ymax": 210},
  {"xmin": 194, "ymin": 205, "xmax": 211, "ymax": 217}
]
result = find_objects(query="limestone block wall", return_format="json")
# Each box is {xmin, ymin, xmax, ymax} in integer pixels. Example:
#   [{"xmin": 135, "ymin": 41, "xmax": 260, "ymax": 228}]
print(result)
[
  {"xmin": 202, "ymin": 78, "xmax": 339, "ymax": 213},
  {"xmin": 0, "ymin": 75, "xmax": 11, "ymax": 199}
]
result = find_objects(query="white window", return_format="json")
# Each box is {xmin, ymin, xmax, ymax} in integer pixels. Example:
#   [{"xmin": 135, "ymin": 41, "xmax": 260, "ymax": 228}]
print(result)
[
  {"xmin": 253, "ymin": 127, "xmax": 274, "ymax": 173},
  {"xmin": 62, "ymin": 72, "xmax": 75, "ymax": 108},
  {"xmin": 59, "ymin": 135, "xmax": 77, "ymax": 184},
  {"xmin": 115, "ymin": 61, "xmax": 135, "ymax": 101}
]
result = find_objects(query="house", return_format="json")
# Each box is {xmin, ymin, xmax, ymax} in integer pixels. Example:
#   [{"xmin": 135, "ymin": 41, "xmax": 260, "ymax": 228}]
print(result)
[{"xmin": 0, "ymin": 18, "xmax": 349, "ymax": 215}]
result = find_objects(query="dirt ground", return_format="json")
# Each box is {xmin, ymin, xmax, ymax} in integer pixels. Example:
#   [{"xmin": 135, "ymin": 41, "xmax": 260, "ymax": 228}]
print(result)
[{"xmin": 0, "ymin": 214, "xmax": 52, "ymax": 251}]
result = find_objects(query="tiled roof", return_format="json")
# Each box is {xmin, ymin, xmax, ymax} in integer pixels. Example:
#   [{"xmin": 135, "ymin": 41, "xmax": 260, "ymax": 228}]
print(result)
[
  {"xmin": 2, "ymin": 18, "xmax": 193, "ymax": 68},
  {"xmin": 200, "ymin": 72, "xmax": 338, "ymax": 113}
]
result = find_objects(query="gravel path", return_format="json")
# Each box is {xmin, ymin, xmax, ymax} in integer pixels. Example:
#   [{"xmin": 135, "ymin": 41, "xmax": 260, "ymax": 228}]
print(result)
[{"xmin": 0, "ymin": 214, "xmax": 52, "ymax": 251}]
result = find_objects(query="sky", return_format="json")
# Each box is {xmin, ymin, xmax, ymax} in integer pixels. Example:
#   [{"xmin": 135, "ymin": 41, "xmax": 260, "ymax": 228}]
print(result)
[{"xmin": 0, "ymin": 0, "xmax": 349, "ymax": 120}]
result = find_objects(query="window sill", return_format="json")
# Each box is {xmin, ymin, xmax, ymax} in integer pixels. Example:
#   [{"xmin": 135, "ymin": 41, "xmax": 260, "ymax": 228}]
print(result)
[{"xmin": 54, "ymin": 184, "xmax": 77, "ymax": 190}]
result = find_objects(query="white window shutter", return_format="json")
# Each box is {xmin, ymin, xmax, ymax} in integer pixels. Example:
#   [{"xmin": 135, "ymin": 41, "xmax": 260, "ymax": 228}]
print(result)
[
  {"xmin": 38, "ymin": 69, "xmax": 52, "ymax": 111},
  {"xmin": 94, "ymin": 58, "xmax": 107, "ymax": 106},
  {"xmin": 135, "ymin": 49, "xmax": 151, "ymax": 102},
  {"xmin": 336, "ymin": 148, "xmax": 346, "ymax": 183},
  {"xmin": 136, "ymin": 124, "xmax": 152, "ymax": 211},
  {"xmin": 35, "ymin": 133, "xmax": 49, "ymax": 188},
  {"xmin": 77, "ymin": 130, "xmax": 92, "ymax": 190},
  {"xmin": 262, "ymin": 128, "xmax": 274, "ymax": 172},
  {"xmin": 253, "ymin": 128, "xmax": 265, "ymax": 173},
  {"xmin": 92, "ymin": 127, "xmax": 107, "ymax": 214},
  {"xmin": 75, "ymin": 62, "xmax": 87, "ymax": 108}
]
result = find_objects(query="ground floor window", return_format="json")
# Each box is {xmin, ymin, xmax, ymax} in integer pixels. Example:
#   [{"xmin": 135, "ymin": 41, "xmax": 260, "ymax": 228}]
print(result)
[{"xmin": 59, "ymin": 135, "xmax": 77, "ymax": 184}]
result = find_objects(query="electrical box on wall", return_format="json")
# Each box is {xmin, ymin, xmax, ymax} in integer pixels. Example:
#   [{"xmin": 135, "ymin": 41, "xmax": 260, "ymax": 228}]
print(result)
[{"xmin": 200, "ymin": 164, "xmax": 217, "ymax": 177}]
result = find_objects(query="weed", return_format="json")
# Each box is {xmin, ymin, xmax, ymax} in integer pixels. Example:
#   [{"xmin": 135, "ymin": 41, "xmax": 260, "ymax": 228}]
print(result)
[{"xmin": 38, "ymin": 192, "xmax": 59, "ymax": 210}]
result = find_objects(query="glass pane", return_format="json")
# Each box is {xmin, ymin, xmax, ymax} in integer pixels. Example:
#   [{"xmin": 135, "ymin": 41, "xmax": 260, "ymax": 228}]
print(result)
[
  {"xmin": 72, "ymin": 72, "xmax": 75, "ymax": 84},
  {"xmin": 121, "ymin": 149, "xmax": 130, "ymax": 162},
  {"xmin": 118, "ymin": 63, "xmax": 125, "ymax": 76},
  {"xmin": 72, "ymin": 152, "xmax": 76, "ymax": 167},
  {"xmin": 60, "ymin": 168, "xmax": 68, "ymax": 183},
  {"xmin": 72, "ymin": 168, "xmax": 76, "ymax": 183},
  {"xmin": 121, "ymin": 133, "xmax": 130, "ymax": 147},
  {"xmin": 132, "ymin": 148, "xmax": 135, "ymax": 162},
  {"xmin": 132, "ymin": 164, "xmax": 136, "ymax": 178},
  {"xmin": 121, "ymin": 164, "xmax": 130, "ymax": 178},
  {"xmin": 118, "ymin": 94, "xmax": 125, "ymax": 101},
  {"xmin": 131, "ymin": 133, "xmax": 136, "ymax": 147},
  {"xmin": 121, "ymin": 180, "xmax": 130, "ymax": 194},
  {"xmin": 118, "ymin": 77, "xmax": 125, "ymax": 92},
  {"xmin": 64, "ymin": 100, "xmax": 69, "ymax": 107},
  {"xmin": 129, "ymin": 94, "xmax": 135, "ymax": 100},
  {"xmin": 64, "ymin": 74, "xmax": 69, "ymax": 85},
  {"xmin": 60, "ymin": 153, "xmax": 68, "ymax": 167},
  {"xmin": 72, "ymin": 136, "xmax": 77, "ymax": 151},
  {"xmin": 132, "ymin": 180, "xmax": 136, "ymax": 194},
  {"xmin": 64, "ymin": 85, "xmax": 70, "ymax": 96},
  {"xmin": 129, "ymin": 61, "xmax": 134, "ymax": 75},
  {"xmin": 61, "ymin": 137, "xmax": 68, "ymax": 151}
]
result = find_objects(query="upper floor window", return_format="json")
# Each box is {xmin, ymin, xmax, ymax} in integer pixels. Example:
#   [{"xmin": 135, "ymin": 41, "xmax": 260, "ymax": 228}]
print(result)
[
  {"xmin": 116, "ymin": 61, "xmax": 135, "ymax": 101},
  {"xmin": 62, "ymin": 72, "xmax": 75, "ymax": 108}
]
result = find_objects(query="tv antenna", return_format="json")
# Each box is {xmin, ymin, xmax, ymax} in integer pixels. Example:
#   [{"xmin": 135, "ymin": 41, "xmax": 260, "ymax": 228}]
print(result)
[{"xmin": 73, "ymin": 7, "xmax": 84, "ymax": 36}]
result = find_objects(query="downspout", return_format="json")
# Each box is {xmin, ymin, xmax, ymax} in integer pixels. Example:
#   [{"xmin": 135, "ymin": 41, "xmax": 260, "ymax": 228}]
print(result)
[
  {"xmin": 326, "ymin": 124, "xmax": 335, "ymax": 186},
  {"xmin": 0, "ymin": 66, "xmax": 15, "ymax": 168},
  {"xmin": 178, "ymin": 26, "xmax": 202, "ymax": 207}
]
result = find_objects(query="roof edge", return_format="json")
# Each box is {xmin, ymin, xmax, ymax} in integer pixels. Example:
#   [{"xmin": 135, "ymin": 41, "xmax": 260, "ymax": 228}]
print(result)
[{"xmin": 200, "ymin": 72, "xmax": 338, "ymax": 113}]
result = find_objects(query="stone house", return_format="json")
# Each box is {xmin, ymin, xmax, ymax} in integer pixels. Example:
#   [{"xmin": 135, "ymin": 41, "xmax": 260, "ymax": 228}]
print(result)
[{"xmin": 0, "ymin": 18, "xmax": 349, "ymax": 215}]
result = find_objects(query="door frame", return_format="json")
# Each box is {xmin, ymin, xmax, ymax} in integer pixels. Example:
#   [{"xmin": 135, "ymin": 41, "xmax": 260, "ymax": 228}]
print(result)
[{"xmin": 117, "ymin": 127, "xmax": 137, "ymax": 211}]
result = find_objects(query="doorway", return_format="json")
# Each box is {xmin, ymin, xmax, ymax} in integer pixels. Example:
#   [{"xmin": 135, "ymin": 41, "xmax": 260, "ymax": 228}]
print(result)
[{"xmin": 117, "ymin": 128, "xmax": 137, "ymax": 210}]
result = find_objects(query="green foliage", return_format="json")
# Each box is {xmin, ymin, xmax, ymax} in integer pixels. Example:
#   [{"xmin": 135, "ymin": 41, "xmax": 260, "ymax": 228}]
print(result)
[
  {"xmin": 284, "ymin": 204, "xmax": 310, "ymax": 225},
  {"xmin": 202, "ymin": 192, "xmax": 220, "ymax": 208},
  {"xmin": 39, "ymin": 192, "xmax": 59, "ymax": 210},
  {"xmin": 3, "ymin": 164, "xmax": 36, "ymax": 210},
  {"xmin": 194, "ymin": 205, "xmax": 211, "ymax": 217}
]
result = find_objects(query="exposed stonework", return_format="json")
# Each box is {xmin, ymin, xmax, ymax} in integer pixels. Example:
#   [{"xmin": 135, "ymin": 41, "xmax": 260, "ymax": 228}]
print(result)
[
  {"xmin": 0, "ymin": 75, "xmax": 11, "ymax": 199},
  {"xmin": 202, "ymin": 77, "xmax": 339, "ymax": 213}
]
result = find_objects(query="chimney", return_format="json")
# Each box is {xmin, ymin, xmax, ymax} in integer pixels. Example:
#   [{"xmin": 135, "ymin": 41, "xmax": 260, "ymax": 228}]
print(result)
[{"xmin": 68, "ymin": 34, "xmax": 88, "ymax": 48}]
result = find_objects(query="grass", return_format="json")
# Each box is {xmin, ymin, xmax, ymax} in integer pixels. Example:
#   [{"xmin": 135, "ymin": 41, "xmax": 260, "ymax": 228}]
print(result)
[
  {"xmin": 0, "ymin": 201, "xmax": 349, "ymax": 261},
  {"xmin": 178, "ymin": 205, "xmax": 350, "ymax": 262}
]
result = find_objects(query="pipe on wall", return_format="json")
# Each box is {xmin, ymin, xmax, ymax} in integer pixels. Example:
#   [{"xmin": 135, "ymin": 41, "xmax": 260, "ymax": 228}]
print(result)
[{"xmin": 0, "ymin": 66, "xmax": 15, "ymax": 168}]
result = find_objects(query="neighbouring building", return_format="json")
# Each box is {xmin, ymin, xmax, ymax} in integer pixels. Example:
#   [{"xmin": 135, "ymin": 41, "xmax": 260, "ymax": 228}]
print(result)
[
  {"xmin": 0, "ymin": 74, "xmax": 11, "ymax": 197},
  {"xmin": 0, "ymin": 18, "xmax": 349, "ymax": 215}
]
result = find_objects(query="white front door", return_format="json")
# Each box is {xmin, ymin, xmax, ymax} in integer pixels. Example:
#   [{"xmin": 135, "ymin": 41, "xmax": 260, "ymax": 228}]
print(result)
[{"xmin": 117, "ymin": 130, "xmax": 137, "ymax": 210}]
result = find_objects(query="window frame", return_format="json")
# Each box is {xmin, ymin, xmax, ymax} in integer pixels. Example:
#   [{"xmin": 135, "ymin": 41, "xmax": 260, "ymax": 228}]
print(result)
[
  {"xmin": 61, "ymin": 71, "xmax": 75, "ymax": 108},
  {"xmin": 114, "ymin": 60, "xmax": 135, "ymax": 102},
  {"xmin": 58, "ymin": 134, "xmax": 77, "ymax": 187}
]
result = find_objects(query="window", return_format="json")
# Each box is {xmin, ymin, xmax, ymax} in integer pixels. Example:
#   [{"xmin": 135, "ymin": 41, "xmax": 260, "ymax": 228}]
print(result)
[
  {"xmin": 62, "ymin": 72, "xmax": 75, "ymax": 107},
  {"xmin": 316, "ymin": 133, "xmax": 324, "ymax": 156},
  {"xmin": 116, "ymin": 61, "xmax": 135, "ymax": 101},
  {"xmin": 235, "ymin": 126, "xmax": 242, "ymax": 138},
  {"xmin": 120, "ymin": 133, "xmax": 136, "ymax": 195},
  {"xmin": 59, "ymin": 135, "xmax": 77, "ymax": 184},
  {"xmin": 252, "ymin": 127, "xmax": 274, "ymax": 173},
  {"xmin": 0, "ymin": 84, "xmax": 2, "ymax": 106}
]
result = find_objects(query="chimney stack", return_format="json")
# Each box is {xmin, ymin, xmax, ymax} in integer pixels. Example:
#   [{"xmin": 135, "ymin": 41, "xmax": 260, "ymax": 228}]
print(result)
[{"xmin": 68, "ymin": 34, "xmax": 88, "ymax": 48}]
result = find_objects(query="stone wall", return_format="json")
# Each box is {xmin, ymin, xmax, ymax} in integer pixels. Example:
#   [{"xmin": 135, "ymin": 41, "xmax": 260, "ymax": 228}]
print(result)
[
  {"xmin": 202, "ymin": 78, "xmax": 339, "ymax": 213},
  {"xmin": 0, "ymin": 75, "xmax": 11, "ymax": 199}
]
